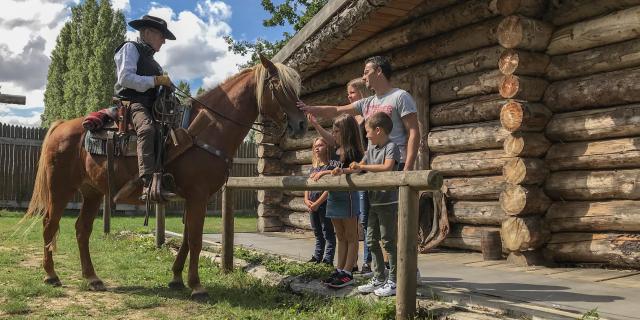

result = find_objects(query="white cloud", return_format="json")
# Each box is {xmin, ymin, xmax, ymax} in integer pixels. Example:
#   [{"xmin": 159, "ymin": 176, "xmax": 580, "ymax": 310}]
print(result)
[
  {"xmin": 0, "ymin": 0, "xmax": 250, "ymax": 126},
  {"xmin": 139, "ymin": 1, "xmax": 248, "ymax": 88},
  {"xmin": 112, "ymin": 0, "xmax": 131, "ymax": 12}
]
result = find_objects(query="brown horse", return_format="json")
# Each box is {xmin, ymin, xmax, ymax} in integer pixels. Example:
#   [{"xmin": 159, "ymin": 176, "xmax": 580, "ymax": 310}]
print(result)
[{"xmin": 25, "ymin": 55, "xmax": 307, "ymax": 298}]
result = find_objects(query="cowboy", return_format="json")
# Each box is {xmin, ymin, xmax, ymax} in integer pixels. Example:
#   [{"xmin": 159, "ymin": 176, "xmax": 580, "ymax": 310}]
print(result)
[{"xmin": 114, "ymin": 15, "xmax": 177, "ymax": 200}]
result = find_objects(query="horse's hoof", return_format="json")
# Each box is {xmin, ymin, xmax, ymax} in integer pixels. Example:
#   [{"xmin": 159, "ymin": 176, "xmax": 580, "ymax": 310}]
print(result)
[
  {"xmin": 44, "ymin": 276, "xmax": 62, "ymax": 287},
  {"xmin": 168, "ymin": 280, "xmax": 185, "ymax": 290},
  {"xmin": 190, "ymin": 290, "xmax": 209, "ymax": 301},
  {"xmin": 88, "ymin": 280, "xmax": 106, "ymax": 291}
]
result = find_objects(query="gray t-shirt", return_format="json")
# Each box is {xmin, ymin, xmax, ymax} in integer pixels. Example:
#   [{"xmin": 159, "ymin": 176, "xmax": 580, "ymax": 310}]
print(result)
[
  {"xmin": 353, "ymin": 88, "xmax": 417, "ymax": 162},
  {"xmin": 363, "ymin": 141, "xmax": 400, "ymax": 206}
]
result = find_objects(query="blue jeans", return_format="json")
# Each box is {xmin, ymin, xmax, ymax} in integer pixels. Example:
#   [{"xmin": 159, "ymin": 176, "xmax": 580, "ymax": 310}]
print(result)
[
  {"xmin": 359, "ymin": 191, "xmax": 372, "ymax": 264},
  {"xmin": 310, "ymin": 204, "xmax": 336, "ymax": 264}
]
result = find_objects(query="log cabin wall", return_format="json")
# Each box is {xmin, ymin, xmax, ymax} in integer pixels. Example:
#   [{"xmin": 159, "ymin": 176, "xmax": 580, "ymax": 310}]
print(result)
[
  {"xmin": 259, "ymin": 0, "xmax": 640, "ymax": 269},
  {"xmin": 542, "ymin": 2, "xmax": 640, "ymax": 268}
]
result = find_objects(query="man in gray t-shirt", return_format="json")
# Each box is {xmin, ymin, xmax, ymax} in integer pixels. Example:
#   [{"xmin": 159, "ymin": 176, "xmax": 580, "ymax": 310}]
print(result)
[{"xmin": 298, "ymin": 56, "xmax": 419, "ymax": 171}]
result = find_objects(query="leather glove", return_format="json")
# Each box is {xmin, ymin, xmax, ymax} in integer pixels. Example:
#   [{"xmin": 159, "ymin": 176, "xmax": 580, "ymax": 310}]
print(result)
[{"xmin": 154, "ymin": 75, "xmax": 173, "ymax": 87}]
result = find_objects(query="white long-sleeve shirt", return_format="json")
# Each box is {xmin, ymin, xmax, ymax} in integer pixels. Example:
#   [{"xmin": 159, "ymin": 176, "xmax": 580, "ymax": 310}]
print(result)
[{"xmin": 114, "ymin": 42, "xmax": 157, "ymax": 93}]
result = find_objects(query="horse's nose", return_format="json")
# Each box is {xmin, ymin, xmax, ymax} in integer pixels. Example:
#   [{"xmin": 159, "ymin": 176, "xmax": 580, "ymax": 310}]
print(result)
[{"xmin": 298, "ymin": 120, "xmax": 307, "ymax": 132}]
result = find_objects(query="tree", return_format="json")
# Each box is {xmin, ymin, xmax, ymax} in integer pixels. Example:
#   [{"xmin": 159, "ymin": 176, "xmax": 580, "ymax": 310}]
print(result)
[
  {"xmin": 176, "ymin": 80, "xmax": 191, "ymax": 105},
  {"xmin": 196, "ymin": 86, "xmax": 206, "ymax": 97},
  {"xmin": 42, "ymin": 0, "xmax": 126, "ymax": 126},
  {"xmin": 224, "ymin": 0, "xmax": 328, "ymax": 68}
]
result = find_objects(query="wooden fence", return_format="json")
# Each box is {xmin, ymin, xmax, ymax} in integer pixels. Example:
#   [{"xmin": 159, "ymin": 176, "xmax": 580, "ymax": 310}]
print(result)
[{"xmin": 0, "ymin": 122, "xmax": 258, "ymax": 214}]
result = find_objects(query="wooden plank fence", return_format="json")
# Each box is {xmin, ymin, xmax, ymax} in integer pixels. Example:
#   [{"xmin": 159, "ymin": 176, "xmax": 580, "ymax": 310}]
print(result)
[{"xmin": 0, "ymin": 122, "xmax": 258, "ymax": 214}]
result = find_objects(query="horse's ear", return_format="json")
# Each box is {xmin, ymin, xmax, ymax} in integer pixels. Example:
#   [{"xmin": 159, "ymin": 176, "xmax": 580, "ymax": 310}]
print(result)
[{"xmin": 259, "ymin": 52, "xmax": 278, "ymax": 76}]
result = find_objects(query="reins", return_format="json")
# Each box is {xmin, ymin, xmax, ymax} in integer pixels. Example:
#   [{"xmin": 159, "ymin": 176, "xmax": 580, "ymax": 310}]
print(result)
[{"xmin": 171, "ymin": 80, "xmax": 287, "ymax": 138}]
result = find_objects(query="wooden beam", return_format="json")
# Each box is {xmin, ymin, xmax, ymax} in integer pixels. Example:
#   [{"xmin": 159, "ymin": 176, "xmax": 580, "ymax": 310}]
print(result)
[
  {"xmin": 225, "ymin": 170, "xmax": 443, "ymax": 191},
  {"xmin": 155, "ymin": 204, "xmax": 165, "ymax": 248},
  {"xmin": 396, "ymin": 186, "xmax": 419, "ymax": 320},
  {"xmin": 0, "ymin": 94, "xmax": 26, "ymax": 105}
]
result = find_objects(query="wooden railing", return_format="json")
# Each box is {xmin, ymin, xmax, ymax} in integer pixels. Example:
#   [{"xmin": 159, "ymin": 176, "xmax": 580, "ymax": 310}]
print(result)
[{"xmin": 221, "ymin": 170, "xmax": 443, "ymax": 320}]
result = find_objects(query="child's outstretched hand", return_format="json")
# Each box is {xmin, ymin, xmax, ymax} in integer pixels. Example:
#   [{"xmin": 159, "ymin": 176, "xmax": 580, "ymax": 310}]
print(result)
[
  {"xmin": 310, "ymin": 171, "xmax": 328, "ymax": 181},
  {"xmin": 349, "ymin": 162, "xmax": 360, "ymax": 170},
  {"xmin": 331, "ymin": 167, "xmax": 343, "ymax": 175},
  {"xmin": 307, "ymin": 112, "xmax": 318, "ymax": 125}
]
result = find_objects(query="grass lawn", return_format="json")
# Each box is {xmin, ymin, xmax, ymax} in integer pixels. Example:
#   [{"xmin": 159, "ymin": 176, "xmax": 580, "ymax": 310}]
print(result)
[{"xmin": 0, "ymin": 210, "xmax": 398, "ymax": 319}]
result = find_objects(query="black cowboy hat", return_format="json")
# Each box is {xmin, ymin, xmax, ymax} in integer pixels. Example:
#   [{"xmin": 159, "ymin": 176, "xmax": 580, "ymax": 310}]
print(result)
[{"xmin": 129, "ymin": 15, "xmax": 176, "ymax": 40}]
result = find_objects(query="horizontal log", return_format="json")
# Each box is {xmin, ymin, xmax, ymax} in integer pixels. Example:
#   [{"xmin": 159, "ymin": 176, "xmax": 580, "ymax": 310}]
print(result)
[
  {"xmin": 545, "ymin": 137, "xmax": 640, "ymax": 171},
  {"xmin": 440, "ymin": 224, "xmax": 500, "ymax": 252},
  {"xmin": 227, "ymin": 170, "xmax": 443, "ymax": 191},
  {"xmin": 257, "ymin": 144, "xmax": 282, "ymax": 158},
  {"xmin": 499, "ymin": 184, "xmax": 551, "ymax": 216},
  {"xmin": 495, "ymin": 0, "xmax": 547, "ymax": 17},
  {"xmin": 545, "ymin": 169, "xmax": 640, "ymax": 200},
  {"xmin": 500, "ymin": 101, "xmax": 551, "ymax": 132},
  {"xmin": 543, "ymin": 66, "xmax": 640, "ymax": 113},
  {"xmin": 0, "ymin": 94, "xmax": 26, "ymax": 105},
  {"xmin": 498, "ymin": 75, "xmax": 548, "ymax": 100},
  {"xmin": 497, "ymin": 15, "xmax": 553, "ymax": 51},
  {"xmin": 545, "ymin": 232, "xmax": 640, "ymax": 268},
  {"xmin": 545, "ymin": 104, "xmax": 640, "ymax": 142},
  {"xmin": 429, "ymin": 121, "xmax": 509, "ymax": 153},
  {"xmin": 503, "ymin": 132, "xmax": 550, "ymax": 157},
  {"xmin": 448, "ymin": 201, "xmax": 505, "ymax": 225},
  {"xmin": 301, "ymin": 86, "xmax": 348, "ymax": 108},
  {"xmin": 280, "ymin": 196, "xmax": 308, "ymax": 212},
  {"xmin": 257, "ymin": 158, "xmax": 284, "ymax": 175},
  {"xmin": 257, "ymin": 216, "xmax": 283, "ymax": 232},
  {"xmin": 257, "ymin": 190, "xmax": 283, "ymax": 204},
  {"xmin": 546, "ymin": 0, "xmax": 640, "ymax": 26},
  {"xmin": 391, "ymin": 0, "xmax": 460, "ymax": 28},
  {"xmin": 547, "ymin": 38, "xmax": 640, "ymax": 81},
  {"xmin": 502, "ymin": 158, "xmax": 548, "ymax": 185},
  {"xmin": 498, "ymin": 49, "xmax": 550, "ymax": 76},
  {"xmin": 430, "ymin": 94, "xmax": 505, "ymax": 127},
  {"xmin": 281, "ymin": 211, "xmax": 312, "ymax": 230},
  {"xmin": 501, "ymin": 216, "xmax": 549, "ymax": 251},
  {"xmin": 326, "ymin": 0, "xmax": 503, "ymax": 72},
  {"xmin": 444, "ymin": 175, "xmax": 506, "ymax": 200},
  {"xmin": 282, "ymin": 149, "xmax": 312, "ymax": 165},
  {"xmin": 283, "ymin": 190, "xmax": 305, "ymax": 197},
  {"xmin": 547, "ymin": 6, "xmax": 640, "ymax": 55},
  {"xmin": 430, "ymin": 70, "xmax": 502, "ymax": 104},
  {"xmin": 546, "ymin": 200, "xmax": 640, "ymax": 232},
  {"xmin": 280, "ymin": 130, "xmax": 320, "ymax": 151},
  {"xmin": 430, "ymin": 149, "xmax": 512, "ymax": 177},
  {"xmin": 257, "ymin": 203, "xmax": 285, "ymax": 217}
]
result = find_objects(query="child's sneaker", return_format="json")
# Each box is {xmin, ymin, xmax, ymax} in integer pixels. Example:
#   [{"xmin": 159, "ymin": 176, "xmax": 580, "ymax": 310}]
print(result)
[
  {"xmin": 374, "ymin": 280, "xmax": 396, "ymax": 297},
  {"xmin": 328, "ymin": 271, "xmax": 354, "ymax": 288},
  {"xmin": 360, "ymin": 263, "xmax": 373, "ymax": 277},
  {"xmin": 357, "ymin": 278, "xmax": 385, "ymax": 294},
  {"xmin": 323, "ymin": 270, "xmax": 340, "ymax": 284}
]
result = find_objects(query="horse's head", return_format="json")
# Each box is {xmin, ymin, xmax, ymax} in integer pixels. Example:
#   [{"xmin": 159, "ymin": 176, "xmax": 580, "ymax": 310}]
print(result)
[{"xmin": 255, "ymin": 54, "xmax": 307, "ymax": 139}]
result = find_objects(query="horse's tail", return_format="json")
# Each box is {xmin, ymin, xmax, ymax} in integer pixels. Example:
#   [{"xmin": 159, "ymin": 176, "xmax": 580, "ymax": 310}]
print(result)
[{"xmin": 24, "ymin": 121, "xmax": 64, "ymax": 220}]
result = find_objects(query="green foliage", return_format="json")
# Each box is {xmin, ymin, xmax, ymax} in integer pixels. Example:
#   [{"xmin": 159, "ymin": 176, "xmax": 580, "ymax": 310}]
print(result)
[
  {"xmin": 582, "ymin": 308, "xmax": 600, "ymax": 320},
  {"xmin": 42, "ymin": 0, "xmax": 126, "ymax": 126},
  {"xmin": 225, "ymin": 0, "xmax": 328, "ymax": 68},
  {"xmin": 196, "ymin": 86, "xmax": 206, "ymax": 96},
  {"xmin": 176, "ymin": 80, "xmax": 191, "ymax": 104}
]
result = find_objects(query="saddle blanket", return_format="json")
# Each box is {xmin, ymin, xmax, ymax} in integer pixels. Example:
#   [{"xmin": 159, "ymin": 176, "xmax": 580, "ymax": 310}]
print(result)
[{"xmin": 83, "ymin": 130, "xmax": 137, "ymax": 157}]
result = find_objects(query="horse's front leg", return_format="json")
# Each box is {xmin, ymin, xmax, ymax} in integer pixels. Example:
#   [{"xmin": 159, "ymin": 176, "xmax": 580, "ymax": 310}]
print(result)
[
  {"xmin": 184, "ymin": 197, "xmax": 208, "ymax": 299},
  {"xmin": 75, "ymin": 190, "xmax": 105, "ymax": 291},
  {"xmin": 169, "ymin": 221, "xmax": 189, "ymax": 289}
]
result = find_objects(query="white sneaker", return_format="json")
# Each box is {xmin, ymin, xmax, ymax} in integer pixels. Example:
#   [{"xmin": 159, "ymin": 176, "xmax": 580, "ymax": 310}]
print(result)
[
  {"xmin": 357, "ymin": 278, "xmax": 385, "ymax": 294},
  {"xmin": 374, "ymin": 280, "xmax": 396, "ymax": 297}
]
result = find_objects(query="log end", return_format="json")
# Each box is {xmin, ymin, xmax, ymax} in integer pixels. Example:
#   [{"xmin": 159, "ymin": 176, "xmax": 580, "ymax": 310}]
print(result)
[
  {"xmin": 497, "ymin": 16, "xmax": 524, "ymax": 49},
  {"xmin": 500, "ymin": 101, "xmax": 524, "ymax": 132},
  {"xmin": 499, "ymin": 75, "xmax": 520, "ymax": 99},
  {"xmin": 498, "ymin": 49, "xmax": 519, "ymax": 75},
  {"xmin": 501, "ymin": 216, "xmax": 550, "ymax": 251}
]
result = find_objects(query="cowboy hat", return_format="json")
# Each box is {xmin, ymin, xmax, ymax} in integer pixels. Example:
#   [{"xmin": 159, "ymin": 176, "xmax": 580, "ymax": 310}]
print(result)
[{"xmin": 128, "ymin": 15, "xmax": 176, "ymax": 40}]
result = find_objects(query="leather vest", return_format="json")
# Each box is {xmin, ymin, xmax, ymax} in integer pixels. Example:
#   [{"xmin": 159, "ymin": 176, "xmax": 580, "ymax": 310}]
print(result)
[{"xmin": 114, "ymin": 41, "xmax": 163, "ymax": 106}]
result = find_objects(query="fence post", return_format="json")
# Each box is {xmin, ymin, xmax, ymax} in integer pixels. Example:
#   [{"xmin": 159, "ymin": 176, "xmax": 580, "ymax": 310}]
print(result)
[
  {"xmin": 155, "ymin": 203, "xmax": 165, "ymax": 248},
  {"xmin": 221, "ymin": 188, "xmax": 234, "ymax": 273},
  {"xmin": 103, "ymin": 195, "xmax": 111, "ymax": 234},
  {"xmin": 396, "ymin": 185, "xmax": 419, "ymax": 320}
]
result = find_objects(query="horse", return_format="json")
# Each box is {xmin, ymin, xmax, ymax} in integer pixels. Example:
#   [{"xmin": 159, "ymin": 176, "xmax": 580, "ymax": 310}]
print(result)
[{"xmin": 24, "ymin": 55, "xmax": 307, "ymax": 299}]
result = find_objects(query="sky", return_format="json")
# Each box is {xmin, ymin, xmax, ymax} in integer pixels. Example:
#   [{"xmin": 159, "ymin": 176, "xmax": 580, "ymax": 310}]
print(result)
[{"xmin": 0, "ymin": 0, "xmax": 294, "ymax": 127}]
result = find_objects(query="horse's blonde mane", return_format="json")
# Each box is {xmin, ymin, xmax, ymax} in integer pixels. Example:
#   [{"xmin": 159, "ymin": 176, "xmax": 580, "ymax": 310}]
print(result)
[{"xmin": 254, "ymin": 62, "xmax": 302, "ymax": 110}]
